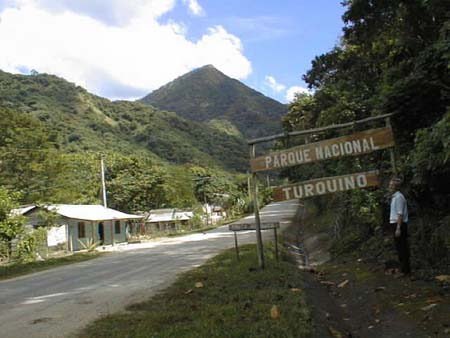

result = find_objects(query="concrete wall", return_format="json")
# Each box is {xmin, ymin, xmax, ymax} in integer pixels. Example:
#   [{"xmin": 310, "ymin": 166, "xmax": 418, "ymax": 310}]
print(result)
[
  {"xmin": 68, "ymin": 219, "xmax": 127, "ymax": 251},
  {"xmin": 24, "ymin": 210, "xmax": 128, "ymax": 251}
]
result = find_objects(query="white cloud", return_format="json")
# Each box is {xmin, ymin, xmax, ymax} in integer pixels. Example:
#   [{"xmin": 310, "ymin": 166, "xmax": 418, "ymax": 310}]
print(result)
[
  {"xmin": 285, "ymin": 86, "xmax": 311, "ymax": 102},
  {"xmin": 182, "ymin": 0, "xmax": 204, "ymax": 16},
  {"xmin": 0, "ymin": 0, "xmax": 251, "ymax": 99},
  {"xmin": 264, "ymin": 75, "xmax": 286, "ymax": 93},
  {"xmin": 14, "ymin": 0, "xmax": 176, "ymax": 25}
]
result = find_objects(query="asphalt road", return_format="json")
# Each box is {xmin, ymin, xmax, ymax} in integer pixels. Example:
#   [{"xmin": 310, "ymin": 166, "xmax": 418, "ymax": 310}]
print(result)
[{"xmin": 0, "ymin": 200, "xmax": 301, "ymax": 338}]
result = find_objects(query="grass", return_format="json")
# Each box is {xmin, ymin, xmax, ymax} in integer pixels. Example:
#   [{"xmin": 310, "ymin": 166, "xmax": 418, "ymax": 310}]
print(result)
[
  {"xmin": 0, "ymin": 252, "xmax": 101, "ymax": 281},
  {"xmin": 165, "ymin": 225, "xmax": 220, "ymax": 237},
  {"xmin": 79, "ymin": 244, "xmax": 312, "ymax": 338}
]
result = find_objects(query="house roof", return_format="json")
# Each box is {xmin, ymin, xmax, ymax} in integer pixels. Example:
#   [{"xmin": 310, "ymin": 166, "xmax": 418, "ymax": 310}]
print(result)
[
  {"xmin": 13, "ymin": 204, "xmax": 143, "ymax": 221},
  {"xmin": 46, "ymin": 205, "xmax": 143, "ymax": 221},
  {"xmin": 146, "ymin": 209, "xmax": 193, "ymax": 223},
  {"xmin": 11, "ymin": 205, "xmax": 37, "ymax": 216}
]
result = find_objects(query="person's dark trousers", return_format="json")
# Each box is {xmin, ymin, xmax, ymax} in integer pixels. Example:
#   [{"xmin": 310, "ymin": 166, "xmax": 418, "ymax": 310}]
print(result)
[{"xmin": 393, "ymin": 222, "xmax": 411, "ymax": 274}]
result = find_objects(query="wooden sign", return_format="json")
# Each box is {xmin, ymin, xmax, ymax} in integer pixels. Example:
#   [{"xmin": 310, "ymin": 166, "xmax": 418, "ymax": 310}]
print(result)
[
  {"xmin": 272, "ymin": 171, "xmax": 380, "ymax": 201},
  {"xmin": 229, "ymin": 222, "xmax": 280, "ymax": 232},
  {"xmin": 250, "ymin": 127, "xmax": 394, "ymax": 172}
]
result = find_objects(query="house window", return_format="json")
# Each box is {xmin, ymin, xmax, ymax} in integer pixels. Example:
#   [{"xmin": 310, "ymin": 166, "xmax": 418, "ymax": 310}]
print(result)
[
  {"xmin": 78, "ymin": 222, "xmax": 86, "ymax": 238},
  {"xmin": 114, "ymin": 220, "xmax": 121, "ymax": 234}
]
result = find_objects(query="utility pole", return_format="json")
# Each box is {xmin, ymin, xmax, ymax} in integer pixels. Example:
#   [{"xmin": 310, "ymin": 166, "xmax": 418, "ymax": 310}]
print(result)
[
  {"xmin": 100, "ymin": 155, "xmax": 107, "ymax": 208},
  {"xmin": 203, "ymin": 188, "xmax": 209, "ymax": 226}
]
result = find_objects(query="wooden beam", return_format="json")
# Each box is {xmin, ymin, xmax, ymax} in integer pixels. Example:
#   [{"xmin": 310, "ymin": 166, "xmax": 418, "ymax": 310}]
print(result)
[
  {"xmin": 250, "ymin": 144, "xmax": 265, "ymax": 269},
  {"xmin": 248, "ymin": 113, "xmax": 394, "ymax": 145},
  {"xmin": 272, "ymin": 171, "xmax": 380, "ymax": 201},
  {"xmin": 251, "ymin": 127, "xmax": 394, "ymax": 172},
  {"xmin": 110, "ymin": 221, "xmax": 114, "ymax": 246}
]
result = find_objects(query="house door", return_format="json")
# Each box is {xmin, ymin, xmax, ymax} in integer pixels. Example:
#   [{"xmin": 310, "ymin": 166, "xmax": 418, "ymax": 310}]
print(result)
[{"xmin": 98, "ymin": 222, "xmax": 104, "ymax": 244}]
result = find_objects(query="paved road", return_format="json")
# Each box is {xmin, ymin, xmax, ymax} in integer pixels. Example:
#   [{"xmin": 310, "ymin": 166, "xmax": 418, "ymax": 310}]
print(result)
[{"xmin": 0, "ymin": 200, "xmax": 301, "ymax": 338}]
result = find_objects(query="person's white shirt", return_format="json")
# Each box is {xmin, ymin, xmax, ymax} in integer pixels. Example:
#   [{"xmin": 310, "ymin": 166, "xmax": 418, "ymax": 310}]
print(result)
[{"xmin": 390, "ymin": 191, "xmax": 408, "ymax": 223}]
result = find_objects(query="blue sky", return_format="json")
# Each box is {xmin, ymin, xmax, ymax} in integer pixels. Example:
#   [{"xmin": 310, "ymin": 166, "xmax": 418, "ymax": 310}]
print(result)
[{"xmin": 0, "ymin": 0, "xmax": 345, "ymax": 102}]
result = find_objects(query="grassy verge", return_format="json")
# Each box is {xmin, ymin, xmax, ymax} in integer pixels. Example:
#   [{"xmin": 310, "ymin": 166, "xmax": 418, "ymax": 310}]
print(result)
[
  {"xmin": 165, "ymin": 225, "xmax": 219, "ymax": 237},
  {"xmin": 80, "ymin": 244, "xmax": 312, "ymax": 338},
  {"xmin": 0, "ymin": 252, "xmax": 101, "ymax": 281},
  {"xmin": 148, "ymin": 216, "xmax": 246, "ymax": 239}
]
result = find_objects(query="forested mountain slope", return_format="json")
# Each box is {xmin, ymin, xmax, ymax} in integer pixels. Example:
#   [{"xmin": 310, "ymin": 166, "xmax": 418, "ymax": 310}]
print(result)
[
  {"xmin": 141, "ymin": 65, "xmax": 287, "ymax": 139},
  {"xmin": 0, "ymin": 70, "xmax": 248, "ymax": 171}
]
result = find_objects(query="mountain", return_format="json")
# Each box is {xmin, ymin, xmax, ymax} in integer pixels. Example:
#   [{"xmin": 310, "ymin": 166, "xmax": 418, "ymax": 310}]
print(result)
[
  {"xmin": 140, "ymin": 65, "xmax": 288, "ymax": 140},
  {"xmin": 0, "ymin": 70, "xmax": 249, "ymax": 171}
]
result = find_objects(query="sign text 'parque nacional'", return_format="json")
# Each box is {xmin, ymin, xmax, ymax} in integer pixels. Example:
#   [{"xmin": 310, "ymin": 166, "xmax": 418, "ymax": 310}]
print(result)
[
  {"xmin": 272, "ymin": 171, "xmax": 380, "ymax": 201},
  {"xmin": 250, "ymin": 127, "xmax": 394, "ymax": 172}
]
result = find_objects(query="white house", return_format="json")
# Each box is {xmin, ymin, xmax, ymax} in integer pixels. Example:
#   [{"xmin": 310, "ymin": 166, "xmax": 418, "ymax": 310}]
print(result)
[
  {"xmin": 145, "ymin": 209, "xmax": 193, "ymax": 232},
  {"xmin": 16, "ymin": 205, "xmax": 143, "ymax": 251}
]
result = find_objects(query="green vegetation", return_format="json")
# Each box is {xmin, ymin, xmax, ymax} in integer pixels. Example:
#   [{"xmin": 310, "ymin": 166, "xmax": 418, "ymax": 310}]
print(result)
[
  {"xmin": 0, "ymin": 252, "xmax": 101, "ymax": 281},
  {"xmin": 79, "ymin": 244, "xmax": 311, "ymax": 338},
  {"xmin": 0, "ymin": 70, "xmax": 248, "ymax": 171},
  {"xmin": 141, "ymin": 64, "xmax": 287, "ymax": 139},
  {"xmin": 0, "ymin": 187, "xmax": 26, "ymax": 260},
  {"xmin": 282, "ymin": 0, "xmax": 450, "ymax": 273}
]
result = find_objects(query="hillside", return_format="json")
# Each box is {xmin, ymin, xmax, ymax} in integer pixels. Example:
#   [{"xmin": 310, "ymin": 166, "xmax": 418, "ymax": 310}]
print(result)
[
  {"xmin": 0, "ymin": 70, "xmax": 248, "ymax": 171},
  {"xmin": 140, "ymin": 65, "xmax": 287, "ymax": 139}
]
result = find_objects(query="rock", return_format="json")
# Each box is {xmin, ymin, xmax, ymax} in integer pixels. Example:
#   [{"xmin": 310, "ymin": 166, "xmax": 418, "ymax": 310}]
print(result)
[
  {"xmin": 321, "ymin": 281, "xmax": 336, "ymax": 287},
  {"xmin": 195, "ymin": 282, "xmax": 204, "ymax": 288},
  {"xmin": 328, "ymin": 326, "xmax": 344, "ymax": 338},
  {"xmin": 426, "ymin": 297, "xmax": 443, "ymax": 304},
  {"xmin": 290, "ymin": 288, "xmax": 301, "ymax": 293},
  {"xmin": 270, "ymin": 305, "xmax": 280, "ymax": 320},
  {"xmin": 421, "ymin": 303, "xmax": 438, "ymax": 311},
  {"xmin": 435, "ymin": 275, "xmax": 450, "ymax": 283},
  {"xmin": 374, "ymin": 286, "xmax": 386, "ymax": 292},
  {"xmin": 338, "ymin": 280, "xmax": 349, "ymax": 288}
]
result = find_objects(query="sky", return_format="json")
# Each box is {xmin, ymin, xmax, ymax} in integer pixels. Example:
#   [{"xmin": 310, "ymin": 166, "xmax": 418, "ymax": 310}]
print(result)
[{"xmin": 0, "ymin": 0, "xmax": 345, "ymax": 103}]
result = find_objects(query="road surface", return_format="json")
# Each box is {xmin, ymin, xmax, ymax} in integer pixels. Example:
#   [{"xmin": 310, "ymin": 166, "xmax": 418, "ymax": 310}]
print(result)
[{"xmin": 0, "ymin": 200, "xmax": 301, "ymax": 338}]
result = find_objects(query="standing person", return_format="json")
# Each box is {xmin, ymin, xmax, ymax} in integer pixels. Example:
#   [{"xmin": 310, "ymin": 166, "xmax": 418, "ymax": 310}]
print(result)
[{"xmin": 389, "ymin": 177, "xmax": 411, "ymax": 275}]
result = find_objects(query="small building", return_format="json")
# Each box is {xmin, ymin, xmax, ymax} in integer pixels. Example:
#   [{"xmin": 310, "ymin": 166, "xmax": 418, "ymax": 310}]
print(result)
[
  {"xmin": 16, "ymin": 205, "xmax": 143, "ymax": 251},
  {"xmin": 208, "ymin": 205, "xmax": 227, "ymax": 225},
  {"xmin": 145, "ymin": 209, "xmax": 193, "ymax": 232}
]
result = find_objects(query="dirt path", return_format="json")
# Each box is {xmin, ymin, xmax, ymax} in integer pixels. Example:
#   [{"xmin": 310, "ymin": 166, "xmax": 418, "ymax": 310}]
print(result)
[{"xmin": 288, "ymin": 231, "xmax": 450, "ymax": 337}]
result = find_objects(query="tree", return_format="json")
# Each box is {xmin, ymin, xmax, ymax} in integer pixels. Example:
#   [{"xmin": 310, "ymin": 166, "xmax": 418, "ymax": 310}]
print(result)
[{"xmin": 0, "ymin": 187, "xmax": 25, "ymax": 257}]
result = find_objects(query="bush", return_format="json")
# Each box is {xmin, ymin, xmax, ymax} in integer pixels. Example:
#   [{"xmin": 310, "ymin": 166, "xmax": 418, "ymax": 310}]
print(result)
[{"xmin": 15, "ymin": 233, "xmax": 37, "ymax": 263}]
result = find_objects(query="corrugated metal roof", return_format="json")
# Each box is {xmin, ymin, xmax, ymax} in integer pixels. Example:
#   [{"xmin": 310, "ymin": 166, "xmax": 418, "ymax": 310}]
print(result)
[
  {"xmin": 11, "ymin": 205, "xmax": 37, "ymax": 216},
  {"xmin": 46, "ymin": 205, "xmax": 143, "ymax": 221},
  {"xmin": 146, "ymin": 210, "xmax": 193, "ymax": 223}
]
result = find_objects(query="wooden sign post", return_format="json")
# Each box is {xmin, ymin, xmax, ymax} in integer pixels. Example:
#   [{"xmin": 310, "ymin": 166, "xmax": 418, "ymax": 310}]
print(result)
[
  {"xmin": 251, "ymin": 127, "xmax": 394, "ymax": 172},
  {"xmin": 272, "ymin": 171, "xmax": 380, "ymax": 201},
  {"xmin": 246, "ymin": 113, "xmax": 396, "ymax": 269},
  {"xmin": 249, "ymin": 144, "xmax": 265, "ymax": 269}
]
